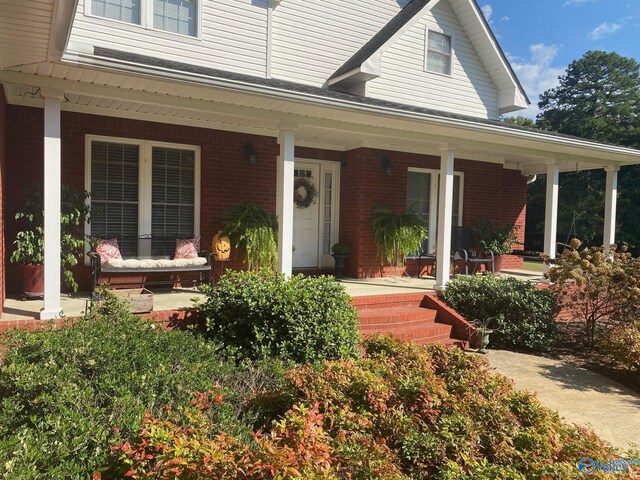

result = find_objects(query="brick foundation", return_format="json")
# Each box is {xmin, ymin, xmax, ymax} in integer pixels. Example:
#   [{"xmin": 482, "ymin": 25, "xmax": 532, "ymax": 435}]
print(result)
[{"xmin": 3, "ymin": 106, "xmax": 526, "ymax": 294}]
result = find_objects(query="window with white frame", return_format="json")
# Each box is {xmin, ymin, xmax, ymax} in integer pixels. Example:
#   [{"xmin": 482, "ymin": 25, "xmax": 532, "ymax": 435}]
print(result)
[
  {"xmin": 426, "ymin": 30, "xmax": 452, "ymax": 75},
  {"xmin": 87, "ymin": 137, "xmax": 200, "ymax": 258},
  {"xmin": 406, "ymin": 169, "xmax": 463, "ymax": 253},
  {"xmin": 89, "ymin": 0, "xmax": 197, "ymax": 36}
]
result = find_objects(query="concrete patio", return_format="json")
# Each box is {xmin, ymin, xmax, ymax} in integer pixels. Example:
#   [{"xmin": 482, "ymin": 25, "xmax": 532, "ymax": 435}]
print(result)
[{"xmin": 1, "ymin": 269, "xmax": 543, "ymax": 321}]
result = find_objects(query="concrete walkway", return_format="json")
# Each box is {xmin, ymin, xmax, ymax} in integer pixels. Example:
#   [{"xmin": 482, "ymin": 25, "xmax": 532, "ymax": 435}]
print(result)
[{"xmin": 487, "ymin": 350, "xmax": 640, "ymax": 452}]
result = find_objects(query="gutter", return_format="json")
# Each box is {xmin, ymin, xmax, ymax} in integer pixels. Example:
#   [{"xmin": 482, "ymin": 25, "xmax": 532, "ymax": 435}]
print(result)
[{"xmin": 62, "ymin": 50, "xmax": 640, "ymax": 162}]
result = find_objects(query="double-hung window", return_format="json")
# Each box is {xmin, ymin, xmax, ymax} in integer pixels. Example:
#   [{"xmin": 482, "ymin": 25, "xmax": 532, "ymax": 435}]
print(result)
[
  {"xmin": 426, "ymin": 30, "xmax": 452, "ymax": 75},
  {"xmin": 89, "ymin": 0, "xmax": 198, "ymax": 37},
  {"xmin": 406, "ymin": 169, "xmax": 463, "ymax": 254},
  {"xmin": 87, "ymin": 136, "xmax": 200, "ymax": 259}
]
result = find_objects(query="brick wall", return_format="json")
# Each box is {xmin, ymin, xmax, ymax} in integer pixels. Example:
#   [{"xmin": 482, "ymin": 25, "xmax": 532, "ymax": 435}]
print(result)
[
  {"xmin": 0, "ymin": 87, "xmax": 6, "ymax": 307},
  {"xmin": 338, "ymin": 149, "xmax": 526, "ymax": 277},
  {"xmin": 4, "ymin": 106, "xmax": 525, "ymax": 293}
]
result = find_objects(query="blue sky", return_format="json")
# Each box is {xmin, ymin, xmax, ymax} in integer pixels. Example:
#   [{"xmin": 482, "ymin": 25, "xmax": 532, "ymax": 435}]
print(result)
[{"xmin": 479, "ymin": 0, "xmax": 640, "ymax": 118}]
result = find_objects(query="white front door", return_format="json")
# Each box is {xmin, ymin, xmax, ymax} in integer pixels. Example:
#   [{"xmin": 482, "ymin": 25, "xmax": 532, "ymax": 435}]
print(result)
[{"xmin": 293, "ymin": 162, "xmax": 320, "ymax": 268}]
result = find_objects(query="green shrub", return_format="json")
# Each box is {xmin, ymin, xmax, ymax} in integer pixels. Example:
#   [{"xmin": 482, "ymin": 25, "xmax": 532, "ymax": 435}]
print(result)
[
  {"xmin": 107, "ymin": 335, "xmax": 626, "ymax": 479},
  {"xmin": 0, "ymin": 292, "xmax": 282, "ymax": 479},
  {"xmin": 602, "ymin": 320, "xmax": 640, "ymax": 373},
  {"xmin": 198, "ymin": 271, "xmax": 360, "ymax": 363},
  {"xmin": 440, "ymin": 275, "xmax": 559, "ymax": 352}
]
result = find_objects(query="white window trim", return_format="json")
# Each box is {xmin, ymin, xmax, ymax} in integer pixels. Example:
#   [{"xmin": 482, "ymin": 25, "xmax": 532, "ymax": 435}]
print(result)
[
  {"xmin": 84, "ymin": 134, "xmax": 201, "ymax": 265},
  {"xmin": 83, "ymin": 0, "xmax": 203, "ymax": 40},
  {"xmin": 424, "ymin": 27, "xmax": 455, "ymax": 78},
  {"xmin": 407, "ymin": 167, "xmax": 464, "ymax": 253}
]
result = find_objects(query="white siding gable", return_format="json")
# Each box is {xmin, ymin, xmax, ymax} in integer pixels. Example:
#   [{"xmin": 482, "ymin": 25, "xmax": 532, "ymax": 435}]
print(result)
[
  {"xmin": 366, "ymin": 0, "xmax": 499, "ymax": 119},
  {"xmin": 271, "ymin": 0, "xmax": 410, "ymax": 87},
  {"xmin": 68, "ymin": 0, "xmax": 269, "ymax": 77}
]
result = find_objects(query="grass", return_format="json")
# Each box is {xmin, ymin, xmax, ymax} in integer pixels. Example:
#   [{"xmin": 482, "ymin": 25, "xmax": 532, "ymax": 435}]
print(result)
[{"xmin": 523, "ymin": 260, "xmax": 545, "ymax": 272}]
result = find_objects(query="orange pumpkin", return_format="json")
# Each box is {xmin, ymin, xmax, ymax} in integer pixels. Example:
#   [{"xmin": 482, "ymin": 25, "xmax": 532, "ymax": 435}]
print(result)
[{"xmin": 212, "ymin": 233, "xmax": 231, "ymax": 261}]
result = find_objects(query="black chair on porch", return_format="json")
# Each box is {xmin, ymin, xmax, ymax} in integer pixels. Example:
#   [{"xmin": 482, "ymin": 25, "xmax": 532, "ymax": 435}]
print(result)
[{"xmin": 451, "ymin": 226, "xmax": 495, "ymax": 275}]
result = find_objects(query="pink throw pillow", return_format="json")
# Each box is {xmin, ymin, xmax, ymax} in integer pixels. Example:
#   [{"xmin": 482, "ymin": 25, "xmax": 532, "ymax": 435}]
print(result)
[
  {"xmin": 96, "ymin": 238, "xmax": 122, "ymax": 263},
  {"xmin": 175, "ymin": 237, "xmax": 200, "ymax": 259}
]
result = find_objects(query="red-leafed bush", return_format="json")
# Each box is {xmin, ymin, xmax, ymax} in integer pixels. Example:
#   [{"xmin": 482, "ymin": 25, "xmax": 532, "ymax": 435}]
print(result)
[{"xmin": 104, "ymin": 336, "xmax": 631, "ymax": 479}]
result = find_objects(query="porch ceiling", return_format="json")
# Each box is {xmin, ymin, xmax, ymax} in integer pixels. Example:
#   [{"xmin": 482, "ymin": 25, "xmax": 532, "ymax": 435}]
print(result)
[{"xmin": 2, "ymin": 60, "xmax": 640, "ymax": 176}]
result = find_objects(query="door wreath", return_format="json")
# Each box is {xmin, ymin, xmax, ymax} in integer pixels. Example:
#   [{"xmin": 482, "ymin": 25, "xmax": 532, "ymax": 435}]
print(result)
[{"xmin": 294, "ymin": 177, "xmax": 318, "ymax": 209}]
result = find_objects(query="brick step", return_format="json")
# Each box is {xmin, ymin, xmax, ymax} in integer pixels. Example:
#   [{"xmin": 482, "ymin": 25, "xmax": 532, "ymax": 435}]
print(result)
[
  {"xmin": 413, "ymin": 334, "xmax": 462, "ymax": 346},
  {"xmin": 359, "ymin": 322, "xmax": 452, "ymax": 339},
  {"xmin": 357, "ymin": 306, "xmax": 437, "ymax": 325},
  {"xmin": 352, "ymin": 293, "xmax": 429, "ymax": 311}
]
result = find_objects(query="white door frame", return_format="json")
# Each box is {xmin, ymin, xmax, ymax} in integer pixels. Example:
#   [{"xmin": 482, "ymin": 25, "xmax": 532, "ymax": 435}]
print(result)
[{"xmin": 294, "ymin": 157, "xmax": 341, "ymax": 269}]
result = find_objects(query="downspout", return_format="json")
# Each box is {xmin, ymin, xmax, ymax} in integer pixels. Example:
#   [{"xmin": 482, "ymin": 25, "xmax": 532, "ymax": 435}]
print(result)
[{"xmin": 266, "ymin": 0, "xmax": 273, "ymax": 79}]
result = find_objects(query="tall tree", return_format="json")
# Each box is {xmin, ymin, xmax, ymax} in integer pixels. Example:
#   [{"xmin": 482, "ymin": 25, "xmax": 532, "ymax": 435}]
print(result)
[
  {"xmin": 538, "ymin": 50, "xmax": 640, "ymax": 147},
  {"xmin": 533, "ymin": 50, "xmax": 640, "ymax": 249}
]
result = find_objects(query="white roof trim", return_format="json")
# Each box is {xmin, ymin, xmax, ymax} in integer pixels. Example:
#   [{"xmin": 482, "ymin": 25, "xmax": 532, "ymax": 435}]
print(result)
[
  {"xmin": 52, "ymin": 51, "xmax": 640, "ymax": 167},
  {"xmin": 328, "ymin": 0, "xmax": 442, "ymax": 86}
]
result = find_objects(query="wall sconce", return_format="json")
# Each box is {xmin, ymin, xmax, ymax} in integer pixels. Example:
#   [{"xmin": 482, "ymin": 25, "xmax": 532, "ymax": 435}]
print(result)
[
  {"xmin": 381, "ymin": 155, "xmax": 393, "ymax": 176},
  {"xmin": 245, "ymin": 143, "xmax": 257, "ymax": 165}
]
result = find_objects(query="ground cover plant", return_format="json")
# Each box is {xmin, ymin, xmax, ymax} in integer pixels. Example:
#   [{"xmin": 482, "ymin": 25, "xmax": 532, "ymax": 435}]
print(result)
[
  {"xmin": 105, "ymin": 336, "xmax": 633, "ymax": 479},
  {"xmin": 197, "ymin": 271, "xmax": 360, "ymax": 364},
  {"xmin": 440, "ymin": 275, "xmax": 559, "ymax": 352},
  {"xmin": 0, "ymin": 292, "xmax": 284, "ymax": 479}
]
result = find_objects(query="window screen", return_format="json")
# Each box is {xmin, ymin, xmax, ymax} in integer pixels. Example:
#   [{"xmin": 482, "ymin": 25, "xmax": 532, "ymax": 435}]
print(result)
[
  {"xmin": 90, "ymin": 141, "xmax": 140, "ymax": 256},
  {"xmin": 153, "ymin": 0, "xmax": 197, "ymax": 36},
  {"xmin": 151, "ymin": 147, "xmax": 195, "ymax": 256},
  {"xmin": 91, "ymin": 0, "xmax": 141, "ymax": 24},
  {"xmin": 427, "ymin": 30, "xmax": 452, "ymax": 75}
]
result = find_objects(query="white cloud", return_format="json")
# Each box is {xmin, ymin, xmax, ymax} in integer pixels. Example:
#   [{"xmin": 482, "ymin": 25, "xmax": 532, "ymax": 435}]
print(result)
[
  {"xmin": 588, "ymin": 21, "xmax": 622, "ymax": 40},
  {"xmin": 481, "ymin": 4, "xmax": 493, "ymax": 22},
  {"xmin": 500, "ymin": 16, "xmax": 510, "ymax": 22},
  {"xmin": 563, "ymin": 0, "xmax": 598, "ymax": 6},
  {"xmin": 506, "ymin": 44, "xmax": 565, "ymax": 119}
]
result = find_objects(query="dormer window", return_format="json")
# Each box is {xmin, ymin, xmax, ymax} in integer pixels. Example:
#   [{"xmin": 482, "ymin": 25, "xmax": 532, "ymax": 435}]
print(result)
[
  {"xmin": 426, "ymin": 30, "xmax": 452, "ymax": 75},
  {"xmin": 89, "ymin": 0, "xmax": 198, "ymax": 37}
]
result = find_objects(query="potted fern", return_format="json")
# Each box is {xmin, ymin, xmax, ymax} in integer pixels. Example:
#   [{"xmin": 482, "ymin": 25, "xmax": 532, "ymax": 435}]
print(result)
[
  {"xmin": 220, "ymin": 203, "xmax": 278, "ymax": 272},
  {"xmin": 475, "ymin": 219, "xmax": 519, "ymax": 273},
  {"xmin": 11, "ymin": 182, "xmax": 91, "ymax": 296},
  {"xmin": 371, "ymin": 207, "xmax": 427, "ymax": 276}
]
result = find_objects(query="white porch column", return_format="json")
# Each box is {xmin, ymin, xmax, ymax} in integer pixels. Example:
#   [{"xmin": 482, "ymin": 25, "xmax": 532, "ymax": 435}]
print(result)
[
  {"xmin": 40, "ymin": 93, "xmax": 63, "ymax": 319},
  {"xmin": 435, "ymin": 148, "xmax": 455, "ymax": 291},
  {"xmin": 543, "ymin": 161, "xmax": 560, "ymax": 275},
  {"xmin": 603, "ymin": 166, "xmax": 619, "ymax": 250},
  {"xmin": 276, "ymin": 127, "xmax": 296, "ymax": 276}
]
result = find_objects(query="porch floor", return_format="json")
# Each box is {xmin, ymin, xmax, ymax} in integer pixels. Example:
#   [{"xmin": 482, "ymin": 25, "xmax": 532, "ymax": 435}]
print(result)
[{"xmin": 1, "ymin": 270, "xmax": 543, "ymax": 321}]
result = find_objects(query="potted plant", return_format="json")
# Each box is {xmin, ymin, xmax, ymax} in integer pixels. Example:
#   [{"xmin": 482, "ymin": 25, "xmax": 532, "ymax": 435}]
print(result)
[
  {"xmin": 371, "ymin": 206, "xmax": 428, "ymax": 275},
  {"xmin": 470, "ymin": 314, "xmax": 502, "ymax": 353},
  {"xmin": 475, "ymin": 219, "xmax": 519, "ymax": 274},
  {"xmin": 331, "ymin": 242, "xmax": 350, "ymax": 279},
  {"xmin": 10, "ymin": 182, "xmax": 91, "ymax": 296},
  {"xmin": 220, "ymin": 203, "xmax": 278, "ymax": 272}
]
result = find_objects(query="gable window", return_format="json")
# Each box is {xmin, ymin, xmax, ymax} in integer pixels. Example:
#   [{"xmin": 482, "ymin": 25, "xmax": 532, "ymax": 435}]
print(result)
[
  {"xmin": 89, "ymin": 0, "xmax": 198, "ymax": 37},
  {"xmin": 406, "ymin": 169, "xmax": 463, "ymax": 253},
  {"xmin": 426, "ymin": 30, "xmax": 452, "ymax": 75},
  {"xmin": 86, "ymin": 136, "xmax": 200, "ymax": 259}
]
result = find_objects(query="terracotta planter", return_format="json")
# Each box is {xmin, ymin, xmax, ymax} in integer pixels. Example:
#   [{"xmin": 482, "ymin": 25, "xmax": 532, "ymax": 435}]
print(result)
[
  {"xmin": 17, "ymin": 263, "xmax": 45, "ymax": 297},
  {"xmin": 494, "ymin": 255, "xmax": 504, "ymax": 274}
]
